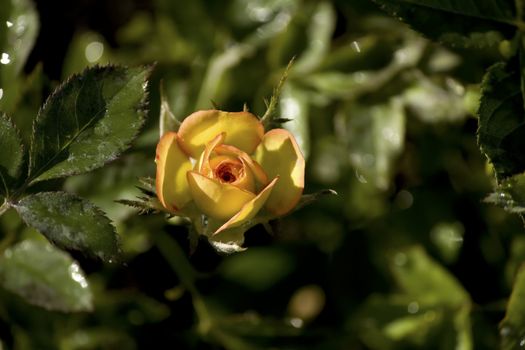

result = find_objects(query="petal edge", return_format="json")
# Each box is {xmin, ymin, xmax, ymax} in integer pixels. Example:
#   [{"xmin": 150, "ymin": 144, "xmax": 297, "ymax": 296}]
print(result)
[
  {"xmin": 156, "ymin": 132, "xmax": 193, "ymax": 211},
  {"xmin": 254, "ymin": 129, "xmax": 305, "ymax": 216}
]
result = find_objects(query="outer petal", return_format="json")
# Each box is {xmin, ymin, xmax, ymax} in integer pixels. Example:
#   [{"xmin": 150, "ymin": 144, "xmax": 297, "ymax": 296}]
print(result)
[
  {"xmin": 214, "ymin": 177, "xmax": 279, "ymax": 235},
  {"xmin": 254, "ymin": 129, "xmax": 305, "ymax": 216},
  {"xmin": 156, "ymin": 132, "xmax": 193, "ymax": 211},
  {"xmin": 178, "ymin": 110, "xmax": 264, "ymax": 158},
  {"xmin": 187, "ymin": 171, "xmax": 256, "ymax": 221}
]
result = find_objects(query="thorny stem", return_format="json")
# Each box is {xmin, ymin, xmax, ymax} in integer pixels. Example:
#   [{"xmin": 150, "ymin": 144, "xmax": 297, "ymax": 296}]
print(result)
[
  {"xmin": 0, "ymin": 200, "xmax": 15, "ymax": 254},
  {"xmin": 260, "ymin": 57, "xmax": 295, "ymax": 126}
]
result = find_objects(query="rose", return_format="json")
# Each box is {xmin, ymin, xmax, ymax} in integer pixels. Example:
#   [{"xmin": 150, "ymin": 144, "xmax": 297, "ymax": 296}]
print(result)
[{"xmin": 155, "ymin": 109, "xmax": 305, "ymax": 235}]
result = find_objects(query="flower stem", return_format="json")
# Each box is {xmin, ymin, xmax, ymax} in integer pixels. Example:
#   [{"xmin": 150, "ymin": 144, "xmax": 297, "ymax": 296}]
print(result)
[
  {"xmin": 156, "ymin": 231, "xmax": 213, "ymax": 334},
  {"xmin": 0, "ymin": 200, "xmax": 9, "ymax": 217}
]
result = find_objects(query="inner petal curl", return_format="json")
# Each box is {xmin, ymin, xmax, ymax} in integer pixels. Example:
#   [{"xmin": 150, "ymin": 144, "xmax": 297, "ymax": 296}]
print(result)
[{"xmin": 215, "ymin": 161, "xmax": 243, "ymax": 183}]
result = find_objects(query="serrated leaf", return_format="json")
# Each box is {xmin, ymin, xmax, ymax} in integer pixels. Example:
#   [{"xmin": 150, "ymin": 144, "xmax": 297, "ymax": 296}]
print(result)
[
  {"xmin": 14, "ymin": 192, "xmax": 120, "ymax": 262},
  {"xmin": 477, "ymin": 61, "xmax": 525, "ymax": 179},
  {"xmin": 116, "ymin": 198, "xmax": 162, "ymax": 214},
  {"xmin": 0, "ymin": 239, "xmax": 93, "ymax": 312},
  {"xmin": 373, "ymin": 0, "xmax": 516, "ymax": 48},
  {"xmin": 500, "ymin": 265, "xmax": 525, "ymax": 350},
  {"xmin": 0, "ymin": 113, "xmax": 24, "ymax": 197},
  {"xmin": 27, "ymin": 65, "xmax": 152, "ymax": 185}
]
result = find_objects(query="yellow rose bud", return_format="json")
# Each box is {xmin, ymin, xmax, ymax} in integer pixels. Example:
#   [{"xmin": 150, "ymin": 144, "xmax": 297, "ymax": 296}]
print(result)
[{"xmin": 155, "ymin": 109, "xmax": 305, "ymax": 235}]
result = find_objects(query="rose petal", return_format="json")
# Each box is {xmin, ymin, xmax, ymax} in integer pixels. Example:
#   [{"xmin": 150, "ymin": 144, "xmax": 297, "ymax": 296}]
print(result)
[
  {"xmin": 197, "ymin": 132, "xmax": 226, "ymax": 176},
  {"xmin": 187, "ymin": 171, "xmax": 256, "ymax": 221},
  {"xmin": 178, "ymin": 110, "xmax": 264, "ymax": 158},
  {"xmin": 156, "ymin": 132, "xmax": 193, "ymax": 211},
  {"xmin": 254, "ymin": 129, "xmax": 305, "ymax": 216},
  {"xmin": 214, "ymin": 177, "xmax": 279, "ymax": 235},
  {"xmin": 215, "ymin": 144, "xmax": 268, "ymax": 185}
]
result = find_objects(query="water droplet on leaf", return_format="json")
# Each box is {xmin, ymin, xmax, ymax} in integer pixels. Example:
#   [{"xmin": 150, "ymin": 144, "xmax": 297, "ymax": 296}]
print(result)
[{"xmin": 0, "ymin": 53, "xmax": 11, "ymax": 65}]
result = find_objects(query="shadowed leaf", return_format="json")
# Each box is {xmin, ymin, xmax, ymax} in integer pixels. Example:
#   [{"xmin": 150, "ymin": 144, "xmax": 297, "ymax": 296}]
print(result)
[
  {"xmin": 0, "ymin": 113, "xmax": 24, "ymax": 198},
  {"xmin": 14, "ymin": 192, "xmax": 121, "ymax": 262},
  {"xmin": 0, "ymin": 239, "xmax": 93, "ymax": 312}
]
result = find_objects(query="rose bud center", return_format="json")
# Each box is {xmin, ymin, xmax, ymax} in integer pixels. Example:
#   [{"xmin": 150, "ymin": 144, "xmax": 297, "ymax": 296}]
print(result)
[{"xmin": 215, "ymin": 161, "xmax": 242, "ymax": 183}]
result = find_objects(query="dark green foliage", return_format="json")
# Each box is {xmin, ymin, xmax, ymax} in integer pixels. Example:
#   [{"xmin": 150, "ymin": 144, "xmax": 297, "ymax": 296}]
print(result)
[
  {"xmin": 2, "ymin": 0, "xmax": 525, "ymax": 349},
  {"xmin": 478, "ymin": 62, "xmax": 525, "ymax": 179},
  {"xmin": 28, "ymin": 65, "xmax": 152, "ymax": 184},
  {"xmin": 14, "ymin": 192, "xmax": 120, "ymax": 262},
  {"xmin": 372, "ymin": 0, "xmax": 516, "ymax": 48},
  {"xmin": 0, "ymin": 240, "xmax": 93, "ymax": 312},
  {"xmin": 0, "ymin": 114, "xmax": 23, "ymax": 197},
  {"xmin": 501, "ymin": 266, "xmax": 525, "ymax": 350}
]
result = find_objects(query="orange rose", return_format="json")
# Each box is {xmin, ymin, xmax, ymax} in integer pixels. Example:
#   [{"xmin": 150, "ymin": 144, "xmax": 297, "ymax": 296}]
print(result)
[{"xmin": 155, "ymin": 110, "xmax": 304, "ymax": 235}]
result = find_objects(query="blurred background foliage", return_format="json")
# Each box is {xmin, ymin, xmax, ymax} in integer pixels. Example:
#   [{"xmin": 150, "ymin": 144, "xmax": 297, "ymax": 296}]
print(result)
[{"xmin": 0, "ymin": 0, "xmax": 523, "ymax": 349}]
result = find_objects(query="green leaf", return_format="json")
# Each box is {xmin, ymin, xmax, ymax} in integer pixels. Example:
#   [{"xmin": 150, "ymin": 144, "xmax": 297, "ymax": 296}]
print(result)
[
  {"xmin": 27, "ymin": 65, "xmax": 152, "ymax": 185},
  {"xmin": 373, "ymin": 0, "xmax": 516, "ymax": 48},
  {"xmin": 14, "ymin": 192, "xmax": 121, "ymax": 262},
  {"xmin": 292, "ymin": 1, "xmax": 335, "ymax": 74},
  {"xmin": 390, "ymin": 246, "xmax": 470, "ymax": 306},
  {"xmin": 0, "ymin": 239, "xmax": 93, "ymax": 312},
  {"xmin": 354, "ymin": 294, "xmax": 472, "ymax": 350},
  {"xmin": 0, "ymin": 0, "xmax": 39, "ymax": 113},
  {"xmin": 0, "ymin": 113, "xmax": 24, "ymax": 197},
  {"xmin": 59, "ymin": 328, "xmax": 136, "ymax": 350},
  {"xmin": 354, "ymin": 295, "xmax": 445, "ymax": 349},
  {"xmin": 500, "ymin": 265, "xmax": 525, "ymax": 349},
  {"xmin": 484, "ymin": 172, "xmax": 525, "ymax": 213},
  {"xmin": 280, "ymin": 83, "xmax": 310, "ymax": 158},
  {"xmin": 340, "ymin": 98, "xmax": 406, "ymax": 190},
  {"xmin": 402, "ymin": 75, "xmax": 471, "ymax": 124},
  {"xmin": 477, "ymin": 61, "xmax": 525, "ymax": 179}
]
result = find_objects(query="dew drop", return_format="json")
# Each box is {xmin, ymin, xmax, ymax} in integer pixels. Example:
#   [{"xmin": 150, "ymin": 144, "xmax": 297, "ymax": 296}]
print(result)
[
  {"xmin": 289, "ymin": 317, "xmax": 304, "ymax": 328},
  {"xmin": 0, "ymin": 53, "xmax": 11, "ymax": 65},
  {"xmin": 352, "ymin": 41, "xmax": 361, "ymax": 53},
  {"xmin": 6, "ymin": 21, "xmax": 13, "ymax": 28},
  {"xmin": 85, "ymin": 41, "xmax": 104, "ymax": 63},
  {"xmin": 69, "ymin": 263, "xmax": 88, "ymax": 288},
  {"xmin": 500, "ymin": 326, "xmax": 512, "ymax": 337}
]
